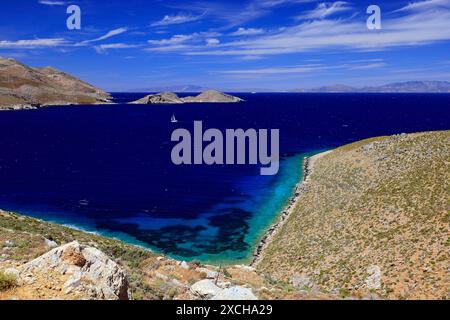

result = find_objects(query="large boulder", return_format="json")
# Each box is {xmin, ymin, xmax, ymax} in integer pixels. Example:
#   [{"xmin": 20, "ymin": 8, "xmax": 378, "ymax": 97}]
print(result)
[
  {"xmin": 190, "ymin": 279, "xmax": 222, "ymax": 299},
  {"xmin": 15, "ymin": 241, "xmax": 130, "ymax": 300},
  {"xmin": 211, "ymin": 286, "xmax": 258, "ymax": 300},
  {"xmin": 190, "ymin": 279, "xmax": 258, "ymax": 300}
]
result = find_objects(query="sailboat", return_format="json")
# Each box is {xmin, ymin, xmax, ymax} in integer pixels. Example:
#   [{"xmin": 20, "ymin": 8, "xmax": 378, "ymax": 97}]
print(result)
[{"xmin": 171, "ymin": 114, "xmax": 178, "ymax": 123}]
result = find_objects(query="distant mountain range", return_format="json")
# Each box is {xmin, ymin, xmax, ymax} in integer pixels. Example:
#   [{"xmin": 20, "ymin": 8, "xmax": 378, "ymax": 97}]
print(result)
[
  {"xmin": 131, "ymin": 81, "xmax": 450, "ymax": 93},
  {"xmin": 294, "ymin": 81, "xmax": 450, "ymax": 93}
]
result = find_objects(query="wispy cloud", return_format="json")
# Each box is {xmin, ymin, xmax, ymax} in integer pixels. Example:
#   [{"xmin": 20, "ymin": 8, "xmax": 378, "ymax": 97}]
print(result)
[
  {"xmin": 0, "ymin": 38, "xmax": 67, "ymax": 49},
  {"xmin": 180, "ymin": 6, "xmax": 450, "ymax": 57},
  {"xmin": 206, "ymin": 38, "xmax": 220, "ymax": 46},
  {"xmin": 94, "ymin": 43, "xmax": 142, "ymax": 54},
  {"xmin": 219, "ymin": 60, "xmax": 387, "ymax": 77},
  {"xmin": 38, "ymin": 0, "xmax": 67, "ymax": 6},
  {"xmin": 147, "ymin": 32, "xmax": 221, "ymax": 46},
  {"xmin": 220, "ymin": 64, "xmax": 329, "ymax": 75},
  {"xmin": 150, "ymin": 13, "xmax": 206, "ymax": 27},
  {"xmin": 394, "ymin": 0, "xmax": 450, "ymax": 12},
  {"xmin": 296, "ymin": 1, "xmax": 352, "ymax": 20},
  {"xmin": 80, "ymin": 28, "xmax": 128, "ymax": 45},
  {"xmin": 348, "ymin": 62, "xmax": 387, "ymax": 70},
  {"xmin": 148, "ymin": 34, "xmax": 196, "ymax": 46},
  {"xmin": 230, "ymin": 28, "xmax": 265, "ymax": 36},
  {"xmin": 168, "ymin": 0, "xmax": 315, "ymax": 28}
]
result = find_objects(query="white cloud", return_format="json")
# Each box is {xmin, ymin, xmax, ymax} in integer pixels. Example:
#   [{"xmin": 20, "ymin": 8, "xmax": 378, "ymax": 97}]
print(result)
[
  {"xmin": 231, "ymin": 28, "xmax": 265, "ymax": 36},
  {"xmin": 220, "ymin": 64, "xmax": 328, "ymax": 75},
  {"xmin": 182, "ymin": 7, "xmax": 450, "ymax": 56},
  {"xmin": 147, "ymin": 32, "xmax": 221, "ymax": 46},
  {"xmin": 150, "ymin": 13, "xmax": 205, "ymax": 27},
  {"xmin": 394, "ymin": 0, "xmax": 450, "ymax": 12},
  {"xmin": 145, "ymin": 45, "xmax": 192, "ymax": 53},
  {"xmin": 81, "ymin": 28, "xmax": 128, "ymax": 45},
  {"xmin": 94, "ymin": 43, "xmax": 141, "ymax": 54},
  {"xmin": 219, "ymin": 61, "xmax": 387, "ymax": 76},
  {"xmin": 148, "ymin": 34, "xmax": 195, "ymax": 46},
  {"xmin": 296, "ymin": 1, "xmax": 352, "ymax": 20},
  {"xmin": 206, "ymin": 38, "xmax": 220, "ymax": 46},
  {"xmin": 348, "ymin": 62, "xmax": 387, "ymax": 70},
  {"xmin": 0, "ymin": 38, "xmax": 67, "ymax": 49},
  {"xmin": 38, "ymin": 1, "xmax": 66, "ymax": 6}
]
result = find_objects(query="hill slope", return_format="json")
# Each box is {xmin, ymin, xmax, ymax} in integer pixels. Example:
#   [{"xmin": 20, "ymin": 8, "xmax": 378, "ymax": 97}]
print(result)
[
  {"xmin": 0, "ymin": 58, "xmax": 110, "ymax": 109},
  {"xmin": 257, "ymin": 131, "xmax": 449, "ymax": 299}
]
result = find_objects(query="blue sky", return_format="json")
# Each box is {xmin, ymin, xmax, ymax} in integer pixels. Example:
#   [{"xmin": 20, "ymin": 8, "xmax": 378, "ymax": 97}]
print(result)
[{"xmin": 1, "ymin": 0, "xmax": 450, "ymax": 91}]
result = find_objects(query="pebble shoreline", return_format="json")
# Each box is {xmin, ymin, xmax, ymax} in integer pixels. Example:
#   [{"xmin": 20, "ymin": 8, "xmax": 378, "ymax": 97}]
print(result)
[{"xmin": 250, "ymin": 150, "xmax": 331, "ymax": 267}]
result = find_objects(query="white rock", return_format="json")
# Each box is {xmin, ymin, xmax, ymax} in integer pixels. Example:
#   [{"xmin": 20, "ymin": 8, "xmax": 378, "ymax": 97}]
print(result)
[
  {"xmin": 365, "ymin": 265, "xmax": 382, "ymax": 290},
  {"xmin": 180, "ymin": 261, "xmax": 190, "ymax": 270},
  {"xmin": 211, "ymin": 286, "xmax": 258, "ymax": 300},
  {"xmin": 196, "ymin": 267, "xmax": 219, "ymax": 279},
  {"xmin": 16, "ymin": 241, "xmax": 130, "ymax": 300},
  {"xmin": 291, "ymin": 273, "xmax": 313, "ymax": 289},
  {"xmin": 44, "ymin": 238, "xmax": 58, "ymax": 248},
  {"xmin": 3, "ymin": 240, "xmax": 13, "ymax": 247},
  {"xmin": 190, "ymin": 279, "xmax": 222, "ymax": 299},
  {"xmin": 234, "ymin": 265, "xmax": 255, "ymax": 272}
]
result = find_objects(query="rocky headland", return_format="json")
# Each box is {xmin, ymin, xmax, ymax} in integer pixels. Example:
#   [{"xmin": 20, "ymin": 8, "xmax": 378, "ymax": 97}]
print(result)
[
  {"xmin": 0, "ymin": 57, "xmax": 111, "ymax": 110},
  {"xmin": 257, "ymin": 130, "xmax": 449, "ymax": 300},
  {"xmin": 129, "ymin": 90, "xmax": 243, "ymax": 104}
]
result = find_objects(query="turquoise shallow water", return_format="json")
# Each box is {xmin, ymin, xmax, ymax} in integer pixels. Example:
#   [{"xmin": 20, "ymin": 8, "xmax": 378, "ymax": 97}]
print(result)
[{"xmin": 0, "ymin": 153, "xmax": 308, "ymax": 264}]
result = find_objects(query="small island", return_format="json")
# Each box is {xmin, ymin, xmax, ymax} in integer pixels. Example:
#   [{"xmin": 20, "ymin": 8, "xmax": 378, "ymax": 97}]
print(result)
[{"xmin": 129, "ymin": 90, "xmax": 243, "ymax": 104}]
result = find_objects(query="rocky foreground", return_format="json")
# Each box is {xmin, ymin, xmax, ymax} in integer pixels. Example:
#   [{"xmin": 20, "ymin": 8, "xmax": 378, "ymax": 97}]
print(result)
[
  {"xmin": 258, "ymin": 130, "xmax": 450, "ymax": 300},
  {"xmin": 129, "ymin": 90, "xmax": 243, "ymax": 104},
  {"xmin": 0, "ymin": 210, "xmax": 326, "ymax": 300},
  {"xmin": 0, "ymin": 58, "xmax": 110, "ymax": 110}
]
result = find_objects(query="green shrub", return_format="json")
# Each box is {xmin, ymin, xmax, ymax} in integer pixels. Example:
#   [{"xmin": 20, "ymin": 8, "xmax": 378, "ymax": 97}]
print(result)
[{"xmin": 0, "ymin": 271, "xmax": 17, "ymax": 292}]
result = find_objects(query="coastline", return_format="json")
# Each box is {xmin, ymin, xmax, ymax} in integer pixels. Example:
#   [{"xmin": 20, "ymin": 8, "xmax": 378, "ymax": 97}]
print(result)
[{"xmin": 250, "ymin": 150, "xmax": 332, "ymax": 267}]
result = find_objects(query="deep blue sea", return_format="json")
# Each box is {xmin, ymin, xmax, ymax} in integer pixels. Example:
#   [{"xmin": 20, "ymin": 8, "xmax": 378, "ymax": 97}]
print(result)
[{"xmin": 0, "ymin": 93, "xmax": 448, "ymax": 263}]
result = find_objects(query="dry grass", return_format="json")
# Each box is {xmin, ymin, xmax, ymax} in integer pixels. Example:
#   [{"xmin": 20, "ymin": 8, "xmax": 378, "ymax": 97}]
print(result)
[{"xmin": 258, "ymin": 130, "xmax": 450, "ymax": 300}]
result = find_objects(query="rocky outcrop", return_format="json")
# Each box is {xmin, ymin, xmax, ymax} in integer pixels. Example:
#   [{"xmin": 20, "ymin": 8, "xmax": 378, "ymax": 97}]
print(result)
[
  {"xmin": 182, "ymin": 90, "xmax": 243, "ymax": 103},
  {"xmin": 129, "ymin": 92, "xmax": 184, "ymax": 104},
  {"xmin": 190, "ymin": 279, "xmax": 223, "ymax": 299},
  {"xmin": 130, "ymin": 90, "xmax": 242, "ymax": 104},
  {"xmin": 190, "ymin": 279, "xmax": 258, "ymax": 300},
  {"xmin": 6, "ymin": 241, "xmax": 130, "ymax": 300},
  {"xmin": 0, "ymin": 58, "xmax": 111, "ymax": 110},
  {"xmin": 211, "ymin": 286, "xmax": 258, "ymax": 300}
]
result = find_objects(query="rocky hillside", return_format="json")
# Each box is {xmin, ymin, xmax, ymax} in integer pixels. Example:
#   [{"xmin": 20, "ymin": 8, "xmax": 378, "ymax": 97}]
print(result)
[
  {"xmin": 0, "ymin": 57, "xmax": 110, "ymax": 110},
  {"xmin": 130, "ymin": 90, "xmax": 242, "ymax": 104},
  {"xmin": 257, "ymin": 131, "xmax": 449, "ymax": 299},
  {"xmin": 0, "ymin": 210, "xmax": 326, "ymax": 300}
]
